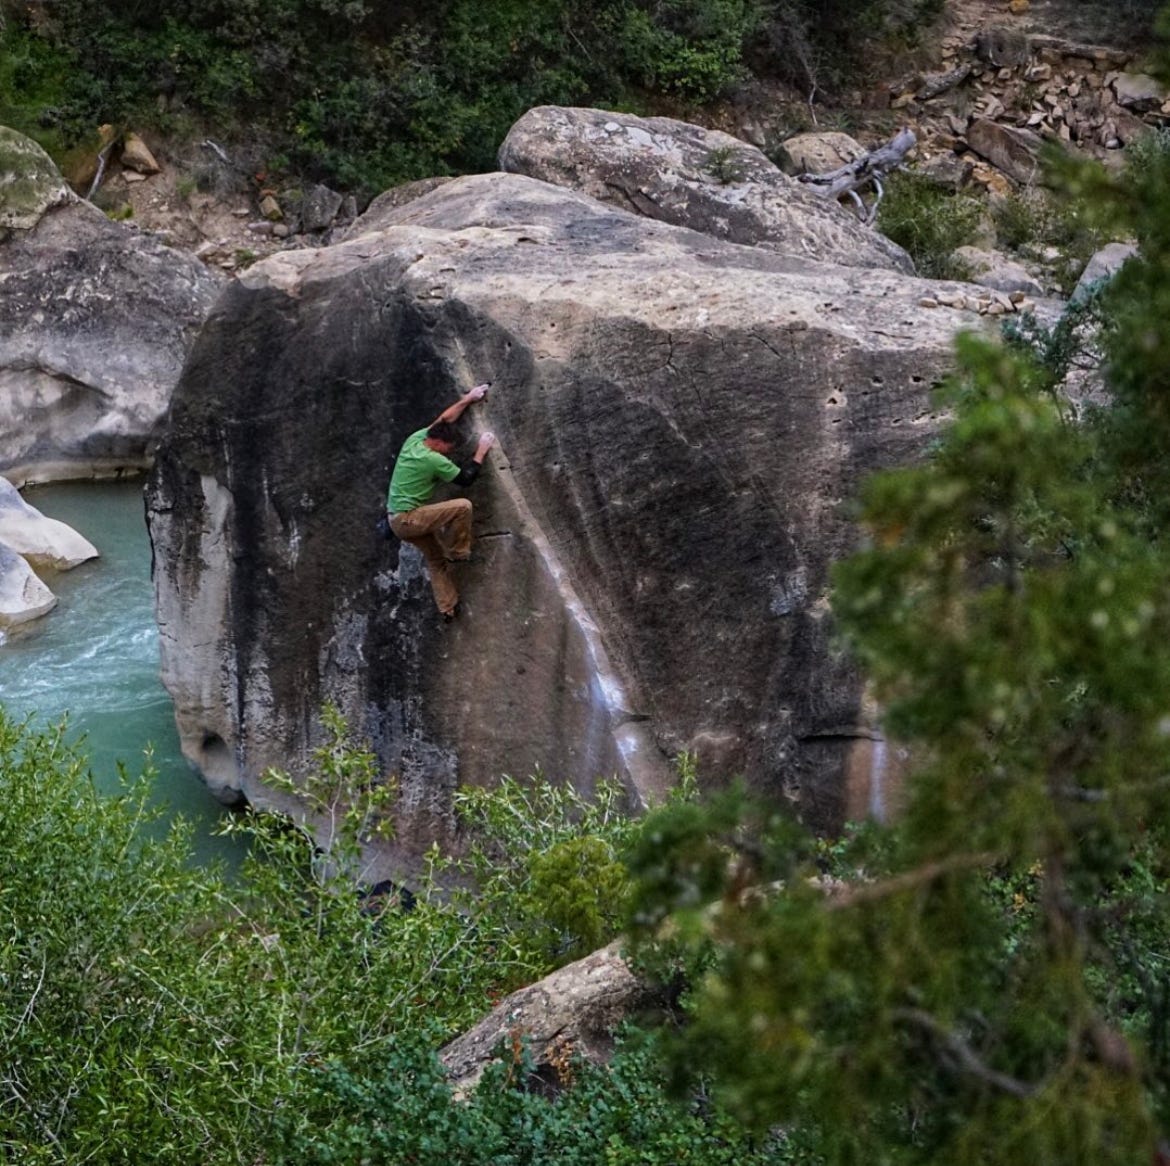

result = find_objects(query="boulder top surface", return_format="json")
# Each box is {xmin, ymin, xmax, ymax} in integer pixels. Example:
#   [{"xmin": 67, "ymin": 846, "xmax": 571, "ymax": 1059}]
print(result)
[{"xmin": 497, "ymin": 106, "xmax": 914, "ymax": 274}]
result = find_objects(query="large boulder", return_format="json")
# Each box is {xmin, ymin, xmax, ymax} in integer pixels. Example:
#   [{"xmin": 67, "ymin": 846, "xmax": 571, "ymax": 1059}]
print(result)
[
  {"xmin": 774, "ymin": 130, "xmax": 866, "ymax": 176},
  {"xmin": 0, "ymin": 541, "xmax": 57, "ymax": 629},
  {"xmin": 0, "ymin": 127, "xmax": 71, "ymax": 231},
  {"xmin": 0, "ymin": 477, "xmax": 98, "ymax": 570},
  {"xmin": 1072, "ymin": 241, "xmax": 1137, "ymax": 302},
  {"xmin": 966, "ymin": 118, "xmax": 1043, "ymax": 185},
  {"xmin": 953, "ymin": 246, "xmax": 1045, "ymax": 298},
  {"xmin": 147, "ymin": 171, "xmax": 972, "ymax": 877},
  {"xmin": 0, "ymin": 126, "xmax": 227, "ymax": 485},
  {"xmin": 497, "ymin": 107, "xmax": 912, "ymax": 273}
]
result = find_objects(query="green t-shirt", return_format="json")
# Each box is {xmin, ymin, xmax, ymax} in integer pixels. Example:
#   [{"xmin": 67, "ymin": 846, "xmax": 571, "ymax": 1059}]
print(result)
[{"xmin": 387, "ymin": 429, "xmax": 460, "ymax": 513}]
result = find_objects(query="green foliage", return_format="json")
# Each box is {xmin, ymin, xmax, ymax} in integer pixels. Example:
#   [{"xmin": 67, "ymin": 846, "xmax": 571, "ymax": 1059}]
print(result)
[
  {"xmin": 259, "ymin": 700, "xmax": 397, "ymax": 882},
  {"xmin": 0, "ymin": 24, "xmax": 72, "ymax": 151},
  {"xmin": 991, "ymin": 188, "xmax": 1051, "ymax": 252},
  {"xmin": 703, "ymin": 143, "xmax": 748, "ymax": 184},
  {"xmin": 0, "ymin": 715, "xmax": 230, "ymax": 1162},
  {"xmin": 613, "ymin": 0, "xmax": 758, "ymax": 101},
  {"xmin": 625, "ymin": 23, "xmax": 1170, "ymax": 1162},
  {"xmin": 1001, "ymin": 288, "xmax": 1107, "ymax": 406},
  {"xmin": 992, "ymin": 180, "xmax": 1109, "ymax": 294},
  {"xmin": 452, "ymin": 773, "xmax": 641, "ymax": 967},
  {"xmin": 876, "ymin": 170, "xmax": 982, "ymax": 280},
  {"xmin": 277, "ymin": 1029, "xmax": 798, "ymax": 1165},
  {"xmin": 0, "ymin": 707, "xmax": 665, "ymax": 1162},
  {"xmin": 0, "ymin": 0, "xmax": 952, "ymax": 194},
  {"xmin": 750, "ymin": 0, "xmax": 946, "ymax": 96},
  {"xmin": 1122, "ymin": 125, "xmax": 1170, "ymax": 183}
]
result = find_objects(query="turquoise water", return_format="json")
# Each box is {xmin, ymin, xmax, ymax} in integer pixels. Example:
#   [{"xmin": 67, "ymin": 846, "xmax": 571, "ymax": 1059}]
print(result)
[{"xmin": 0, "ymin": 478, "xmax": 246, "ymax": 869}]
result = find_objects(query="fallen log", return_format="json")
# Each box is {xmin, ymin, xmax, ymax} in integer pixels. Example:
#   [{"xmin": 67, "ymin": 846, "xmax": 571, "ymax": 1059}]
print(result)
[
  {"xmin": 916, "ymin": 62, "xmax": 974, "ymax": 102},
  {"xmin": 439, "ymin": 941, "xmax": 653, "ymax": 1098}
]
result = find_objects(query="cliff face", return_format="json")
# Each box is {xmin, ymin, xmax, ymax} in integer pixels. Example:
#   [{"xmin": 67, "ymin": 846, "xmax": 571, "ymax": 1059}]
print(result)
[
  {"xmin": 0, "ymin": 129, "xmax": 226, "ymax": 486},
  {"xmin": 146, "ymin": 163, "xmax": 975, "ymax": 875}
]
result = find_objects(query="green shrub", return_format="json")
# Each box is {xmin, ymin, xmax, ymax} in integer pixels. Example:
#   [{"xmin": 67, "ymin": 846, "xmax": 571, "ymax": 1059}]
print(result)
[
  {"xmin": 992, "ymin": 188, "xmax": 1051, "ymax": 253},
  {"xmin": 992, "ymin": 184, "xmax": 1109, "ymax": 292},
  {"xmin": 704, "ymin": 143, "xmax": 748, "ymax": 183},
  {"xmin": 452, "ymin": 772, "xmax": 643, "ymax": 968},
  {"xmin": 614, "ymin": 0, "xmax": 759, "ymax": 101},
  {"xmin": 751, "ymin": 0, "xmax": 946, "ymax": 96},
  {"xmin": 0, "ymin": 25, "xmax": 72, "ymax": 151},
  {"xmin": 876, "ymin": 169, "xmax": 982, "ymax": 279},
  {"xmin": 1122, "ymin": 125, "xmax": 1170, "ymax": 186},
  {"xmin": 0, "ymin": 707, "xmax": 668, "ymax": 1162},
  {"xmin": 0, "ymin": 0, "xmax": 956, "ymax": 194},
  {"xmin": 276, "ymin": 1028, "xmax": 802, "ymax": 1165}
]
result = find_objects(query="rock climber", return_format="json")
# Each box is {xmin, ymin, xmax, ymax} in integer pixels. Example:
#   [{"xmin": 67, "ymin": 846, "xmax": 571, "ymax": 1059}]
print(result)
[{"xmin": 387, "ymin": 383, "xmax": 495, "ymax": 621}]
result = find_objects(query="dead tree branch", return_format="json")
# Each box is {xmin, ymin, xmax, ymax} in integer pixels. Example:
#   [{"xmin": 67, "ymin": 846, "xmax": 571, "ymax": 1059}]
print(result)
[
  {"xmin": 826, "ymin": 850, "xmax": 999, "ymax": 910},
  {"xmin": 86, "ymin": 139, "xmax": 118, "ymax": 201},
  {"xmin": 916, "ymin": 63, "xmax": 974, "ymax": 101},
  {"xmin": 797, "ymin": 127, "xmax": 917, "ymax": 223},
  {"xmin": 201, "ymin": 139, "xmax": 232, "ymax": 166}
]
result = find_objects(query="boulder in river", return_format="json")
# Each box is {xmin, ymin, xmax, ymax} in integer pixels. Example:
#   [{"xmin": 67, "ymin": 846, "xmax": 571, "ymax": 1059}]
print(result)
[
  {"xmin": 0, "ymin": 542, "xmax": 57, "ymax": 629},
  {"xmin": 0, "ymin": 477, "xmax": 98, "ymax": 570}
]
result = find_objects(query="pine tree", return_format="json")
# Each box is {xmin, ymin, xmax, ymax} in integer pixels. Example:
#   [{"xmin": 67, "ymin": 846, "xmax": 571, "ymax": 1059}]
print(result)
[{"xmin": 627, "ymin": 22, "xmax": 1170, "ymax": 1164}]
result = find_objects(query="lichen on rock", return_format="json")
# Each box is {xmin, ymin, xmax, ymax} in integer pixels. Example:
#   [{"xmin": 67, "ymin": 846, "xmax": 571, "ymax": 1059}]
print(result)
[{"xmin": 0, "ymin": 126, "xmax": 72, "ymax": 232}]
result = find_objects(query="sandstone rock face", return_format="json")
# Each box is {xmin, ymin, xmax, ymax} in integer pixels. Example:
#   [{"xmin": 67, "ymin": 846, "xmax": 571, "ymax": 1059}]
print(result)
[
  {"xmin": 0, "ymin": 477, "xmax": 98, "ymax": 570},
  {"xmin": 966, "ymin": 118, "xmax": 1042, "ymax": 184},
  {"xmin": 0, "ymin": 127, "xmax": 227, "ymax": 485},
  {"xmin": 775, "ymin": 131, "xmax": 865, "ymax": 176},
  {"xmin": 0, "ymin": 541, "xmax": 57, "ymax": 628},
  {"xmin": 497, "ymin": 107, "xmax": 912, "ymax": 273},
  {"xmin": 953, "ymin": 246, "xmax": 1044, "ymax": 297},
  {"xmin": 0, "ymin": 127, "xmax": 71, "ymax": 231},
  {"xmin": 147, "ymin": 171, "xmax": 968, "ymax": 873},
  {"xmin": 1072, "ymin": 241, "xmax": 1137, "ymax": 301}
]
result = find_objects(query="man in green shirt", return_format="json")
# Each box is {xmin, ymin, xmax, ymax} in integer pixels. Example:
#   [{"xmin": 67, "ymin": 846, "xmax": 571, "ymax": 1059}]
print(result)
[{"xmin": 387, "ymin": 383, "xmax": 495, "ymax": 620}]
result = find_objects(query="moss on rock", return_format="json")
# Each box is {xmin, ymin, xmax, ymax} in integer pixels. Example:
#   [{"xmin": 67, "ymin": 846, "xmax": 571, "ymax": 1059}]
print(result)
[{"xmin": 0, "ymin": 126, "xmax": 71, "ymax": 231}]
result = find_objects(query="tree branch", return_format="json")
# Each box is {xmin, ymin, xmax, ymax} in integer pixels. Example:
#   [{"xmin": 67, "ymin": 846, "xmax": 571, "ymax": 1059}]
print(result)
[
  {"xmin": 892, "ymin": 1007, "xmax": 1038, "ymax": 1098},
  {"xmin": 826, "ymin": 851, "xmax": 999, "ymax": 910},
  {"xmin": 86, "ymin": 139, "xmax": 117, "ymax": 201},
  {"xmin": 797, "ymin": 127, "xmax": 917, "ymax": 209}
]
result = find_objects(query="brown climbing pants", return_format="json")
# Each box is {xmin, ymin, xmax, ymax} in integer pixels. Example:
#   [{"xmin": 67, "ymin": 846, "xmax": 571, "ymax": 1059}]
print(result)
[{"xmin": 389, "ymin": 497, "xmax": 473, "ymax": 616}]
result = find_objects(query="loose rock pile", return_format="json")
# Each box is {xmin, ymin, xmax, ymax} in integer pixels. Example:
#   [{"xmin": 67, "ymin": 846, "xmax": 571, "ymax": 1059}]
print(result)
[{"xmin": 899, "ymin": 29, "xmax": 1166, "ymax": 195}]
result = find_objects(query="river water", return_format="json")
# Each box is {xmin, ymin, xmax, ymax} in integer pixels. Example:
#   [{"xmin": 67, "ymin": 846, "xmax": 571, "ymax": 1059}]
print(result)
[{"xmin": 0, "ymin": 478, "xmax": 245, "ymax": 869}]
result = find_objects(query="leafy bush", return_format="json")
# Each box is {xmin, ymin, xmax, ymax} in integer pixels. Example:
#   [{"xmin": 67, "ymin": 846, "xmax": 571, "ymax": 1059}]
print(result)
[
  {"xmin": 876, "ymin": 169, "xmax": 982, "ymax": 279},
  {"xmin": 624, "ymin": 93, "xmax": 1170, "ymax": 1157},
  {"xmin": 0, "ymin": 0, "xmax": 953, "ymax": 195},
  {"xmin": 1121, "ymin": 125, "xmax": 1170, "ymax": 187},
  {"xmin": 750, "ymin": 0, "xmax": 946, "ymax": 96},
  {"xmin": 452, "ymin": 772, "xmax": 645, "ymax": 967},
  {"xmin": 277, "ymin": 1028, "xmax": 801, "ymax": 1165},
  {"xmin": 0, "ymin": 24, "xmax": 72, "ymax": 150},
  {"xmin": 0, "ymin": 707, "xmax": 661, "ymax": 1162},
  {"xmin": 992, "ymin": 184, "xmax": 1109, "ymax": 293},
  {"xmin": 613, "ymin": 0, "xmax": 759, "ymax": 101}
]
